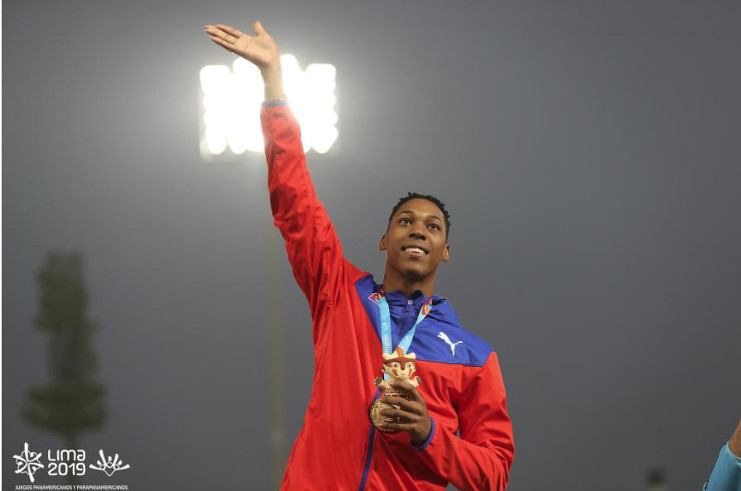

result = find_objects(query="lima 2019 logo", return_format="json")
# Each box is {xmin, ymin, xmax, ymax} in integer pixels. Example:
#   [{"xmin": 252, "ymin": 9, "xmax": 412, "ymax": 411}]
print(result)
[
  {"xmin": 89, "ymin": 449, "xmax": 131, "ymax": 477},
  {"xmin": 13, "ymin": 443, "xmax": 44, "ymax": 483},
  {"xmin": 13, "ymin": 442, "xmax": 130, "ymax": 483}
]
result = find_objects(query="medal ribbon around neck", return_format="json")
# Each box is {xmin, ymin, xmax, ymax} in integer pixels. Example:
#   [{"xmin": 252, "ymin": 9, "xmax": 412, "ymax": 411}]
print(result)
[{"xmin": 377, "ymin": 290, "xmax": 432, "ymax": 380}]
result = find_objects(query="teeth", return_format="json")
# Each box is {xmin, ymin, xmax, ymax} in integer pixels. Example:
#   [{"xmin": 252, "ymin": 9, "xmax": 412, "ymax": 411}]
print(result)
[{"xmin": 406, "ymin": 247, "xmax": 426, "ymax": 255}]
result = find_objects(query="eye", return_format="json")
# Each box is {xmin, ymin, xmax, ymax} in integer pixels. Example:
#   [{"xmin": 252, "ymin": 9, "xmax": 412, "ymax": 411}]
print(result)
[
  {"xmin": 427, "ymin": 223, "xmax": 441, "ymax": 231},
  {"xmin": 399, "ymin": 217, "xmax": 412, "ymax": 225}
]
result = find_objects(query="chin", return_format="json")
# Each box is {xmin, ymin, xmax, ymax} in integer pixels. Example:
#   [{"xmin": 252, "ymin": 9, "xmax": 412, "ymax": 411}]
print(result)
[{"xmin": 399, "ymin": 266, "xmax": 430, "ymax": 281}]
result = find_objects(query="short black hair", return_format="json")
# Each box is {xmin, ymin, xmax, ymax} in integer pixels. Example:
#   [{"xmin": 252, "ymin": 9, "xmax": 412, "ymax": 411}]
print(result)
[{"xmin": 387, "ymin": 192, "xmax": 451, "ymax": 239}]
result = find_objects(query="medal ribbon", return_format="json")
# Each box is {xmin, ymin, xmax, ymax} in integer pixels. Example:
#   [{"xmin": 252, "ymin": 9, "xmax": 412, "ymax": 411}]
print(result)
[{"xmin": 378, "ymin": 290, "xmax": 432, "ymax": 379}]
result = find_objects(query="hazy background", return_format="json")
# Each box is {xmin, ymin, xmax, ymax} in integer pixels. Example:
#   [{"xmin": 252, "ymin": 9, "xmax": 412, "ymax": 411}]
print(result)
[{"xmin": 4, "ymin": 1, "xmax": 740, "ymax": 490}]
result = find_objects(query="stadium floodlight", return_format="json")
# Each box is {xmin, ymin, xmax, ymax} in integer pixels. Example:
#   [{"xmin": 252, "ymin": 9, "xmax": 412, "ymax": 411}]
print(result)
[{"xmin": 199, "ymin": 54, "xmax": 338, "ymax": 160}]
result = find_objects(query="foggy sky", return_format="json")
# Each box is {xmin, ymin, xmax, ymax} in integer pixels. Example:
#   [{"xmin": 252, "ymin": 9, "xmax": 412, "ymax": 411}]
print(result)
[{"xmin": 4, "ymin": 1, "xmax": 741, "ymax": 490}]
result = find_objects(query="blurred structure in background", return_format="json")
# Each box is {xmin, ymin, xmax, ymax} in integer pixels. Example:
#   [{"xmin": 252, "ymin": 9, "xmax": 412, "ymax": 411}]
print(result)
[
  {"xmin": 646, "ymin": 467, "xmax": 667, "ymax": 491},
  {"xmin": 24, "ymin": 252, "xmax": 107, "ymax": 484},
  {"xmin": 199, "ymin": 54, "xmax": 338, "ymax": 160}
]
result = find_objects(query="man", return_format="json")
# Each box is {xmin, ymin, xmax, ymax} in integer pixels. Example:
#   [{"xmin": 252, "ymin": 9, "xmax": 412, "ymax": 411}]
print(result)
[
  {"xmin": 205, "ymin": 21, "xmax": 514, "ymax": 491},
  {"xmin": 704, "ymin": 418, "xmax": 741, "ymax": 490}
]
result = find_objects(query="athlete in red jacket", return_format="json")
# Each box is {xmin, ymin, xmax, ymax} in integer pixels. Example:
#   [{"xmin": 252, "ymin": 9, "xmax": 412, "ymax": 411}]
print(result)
[{"xmin": 206, "ymin": 21, "xmax": 515, "ymax": 491}]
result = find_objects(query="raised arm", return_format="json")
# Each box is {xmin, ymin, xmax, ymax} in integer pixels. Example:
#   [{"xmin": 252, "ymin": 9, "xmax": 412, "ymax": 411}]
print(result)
[{"xmin": 204, "ymin": 22, "xmax": 352, "ymax": 345}]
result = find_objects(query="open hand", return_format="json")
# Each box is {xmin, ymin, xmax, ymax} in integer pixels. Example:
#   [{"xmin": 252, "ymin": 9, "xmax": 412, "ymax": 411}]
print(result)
[
  {"xmin": 379, "ymin": 380, "xmax": 433, "ymax": 446},
  {"xmin": 204, "ymin": 21, "xmax": 279, "ymax": 71}
]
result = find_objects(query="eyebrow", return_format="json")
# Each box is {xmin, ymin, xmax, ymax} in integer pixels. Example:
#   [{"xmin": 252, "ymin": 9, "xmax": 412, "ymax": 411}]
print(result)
[{"xmin": 397, "ymin": 210, "xmax": 442, "ymax": 221}]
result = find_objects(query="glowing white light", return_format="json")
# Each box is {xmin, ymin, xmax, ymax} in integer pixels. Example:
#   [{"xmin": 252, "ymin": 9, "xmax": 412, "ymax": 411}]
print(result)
[
  {"xmin": 205, "ymin": 127, "xmax": 227, "ymax": 155},
  {"xmin": 199, "ymin": 55, "xmax": 338, "ymax": 159}
]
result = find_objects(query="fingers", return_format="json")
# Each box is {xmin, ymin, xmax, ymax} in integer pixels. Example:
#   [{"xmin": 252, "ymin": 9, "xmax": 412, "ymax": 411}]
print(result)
[
  {"xmin": 205, "ymin": 26, "xmax": 238, "ymax": 44},
  {"xmin": 379, "ymin": 421, "xmax": 417, "ymax": 432},
  {"xmin": 204, "ymin": 22, "xmax": 259, "ymax": 40},
  {"xmin": 382, "ymin": 395, "xmax": 423, "ymax": 415},
  {"xmin": 204, "ymin": 24, "xmax": 248, "ymax": 53},
  {"xmin": 379, "ymin": 405, "xmax": 418, "ymax": 421},
  {"xmin": 388, "ymin": 381, "xmax": 424, "ymax": 403},
  {"xmin": 252, "ymin": 21, "xmax": 267, "ymax": 35},
  {"xmin": 377, "ymin": 405, "xmax": 423, "ymax": 433},
  {"xmin": 217, "ymin": 23, "xmax": 246, "ymax": 38},
  {"xmin": 208, "ymin": 34, "xmax": 235, "ymax": 52}
]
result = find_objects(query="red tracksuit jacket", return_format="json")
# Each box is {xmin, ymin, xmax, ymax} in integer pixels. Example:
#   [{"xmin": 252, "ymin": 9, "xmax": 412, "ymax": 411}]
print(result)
[{"xmin": 262, "ymin": 104, "xmax": 514, "ymax": 491}]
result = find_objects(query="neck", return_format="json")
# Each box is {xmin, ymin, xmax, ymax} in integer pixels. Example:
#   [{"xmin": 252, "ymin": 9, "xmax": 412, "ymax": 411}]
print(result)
[{"xmin": 381, "ymin": 271, "xmax": 436, "ymax": 300}]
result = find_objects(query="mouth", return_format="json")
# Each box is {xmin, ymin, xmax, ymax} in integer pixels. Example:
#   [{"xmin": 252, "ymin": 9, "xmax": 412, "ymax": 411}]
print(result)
[{"xmin": 401, "ymin": 245, "xmax": 429, "ymax": 257}]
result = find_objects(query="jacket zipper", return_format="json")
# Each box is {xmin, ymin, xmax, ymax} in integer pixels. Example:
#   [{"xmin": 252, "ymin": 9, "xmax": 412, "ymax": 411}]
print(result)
[{"xmin": 357, "ymin": 388, "xmax": 382, "ymax": 491}]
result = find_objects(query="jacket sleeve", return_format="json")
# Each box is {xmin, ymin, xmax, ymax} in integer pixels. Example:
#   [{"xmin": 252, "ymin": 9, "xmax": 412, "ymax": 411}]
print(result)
[
  {"xmin": 261, "ymin": 103, "xmax": 347, "ymax": 344},
  {"xmin": 414, "ymin": 352, "xmax": 515, "ymax": 491}
]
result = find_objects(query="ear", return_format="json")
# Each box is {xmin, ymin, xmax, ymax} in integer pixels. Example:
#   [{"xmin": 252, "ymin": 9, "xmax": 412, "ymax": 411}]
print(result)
[
  {"xmin": 442, "ymin": 244, "xmax": 451, "ymax": 263},
  {"xmin": 378, "ymin": 233, "xmax": 388, "ymax": 252}
]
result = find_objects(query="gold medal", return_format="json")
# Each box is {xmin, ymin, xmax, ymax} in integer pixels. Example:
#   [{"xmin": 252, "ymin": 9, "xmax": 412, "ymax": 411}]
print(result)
[
  {"xmin": 369, "ymin": 397, "xmax": 396, "ymax": 433},
  {"xmin": 369, "ymin": 347, "xmax": 421, "ymax": 432}
]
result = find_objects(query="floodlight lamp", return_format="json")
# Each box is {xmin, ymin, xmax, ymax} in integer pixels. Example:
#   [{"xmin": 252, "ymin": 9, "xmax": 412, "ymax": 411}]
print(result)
[{"xmin": 199, "ymin": 55, "xmax": 338, "ymax": 160}]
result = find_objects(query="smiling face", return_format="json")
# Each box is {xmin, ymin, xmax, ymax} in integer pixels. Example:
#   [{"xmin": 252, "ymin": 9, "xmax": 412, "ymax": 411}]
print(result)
[
  {"xmin": 383, "ymin": 360, "xmax": 416, "ymax": 380},
  {"xmin": 379, "ymin": 198, "xmax": 451, "ymax": 284},
  {"xmin": 381, "ymin": 348, "xmax": 418, "ymax": 380}
]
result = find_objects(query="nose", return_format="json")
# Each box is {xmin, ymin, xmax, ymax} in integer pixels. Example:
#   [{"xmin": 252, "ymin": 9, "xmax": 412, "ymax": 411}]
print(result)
[{"xmin": 409, "ymin": 222, "xmax": 427, "ymax": 240}]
